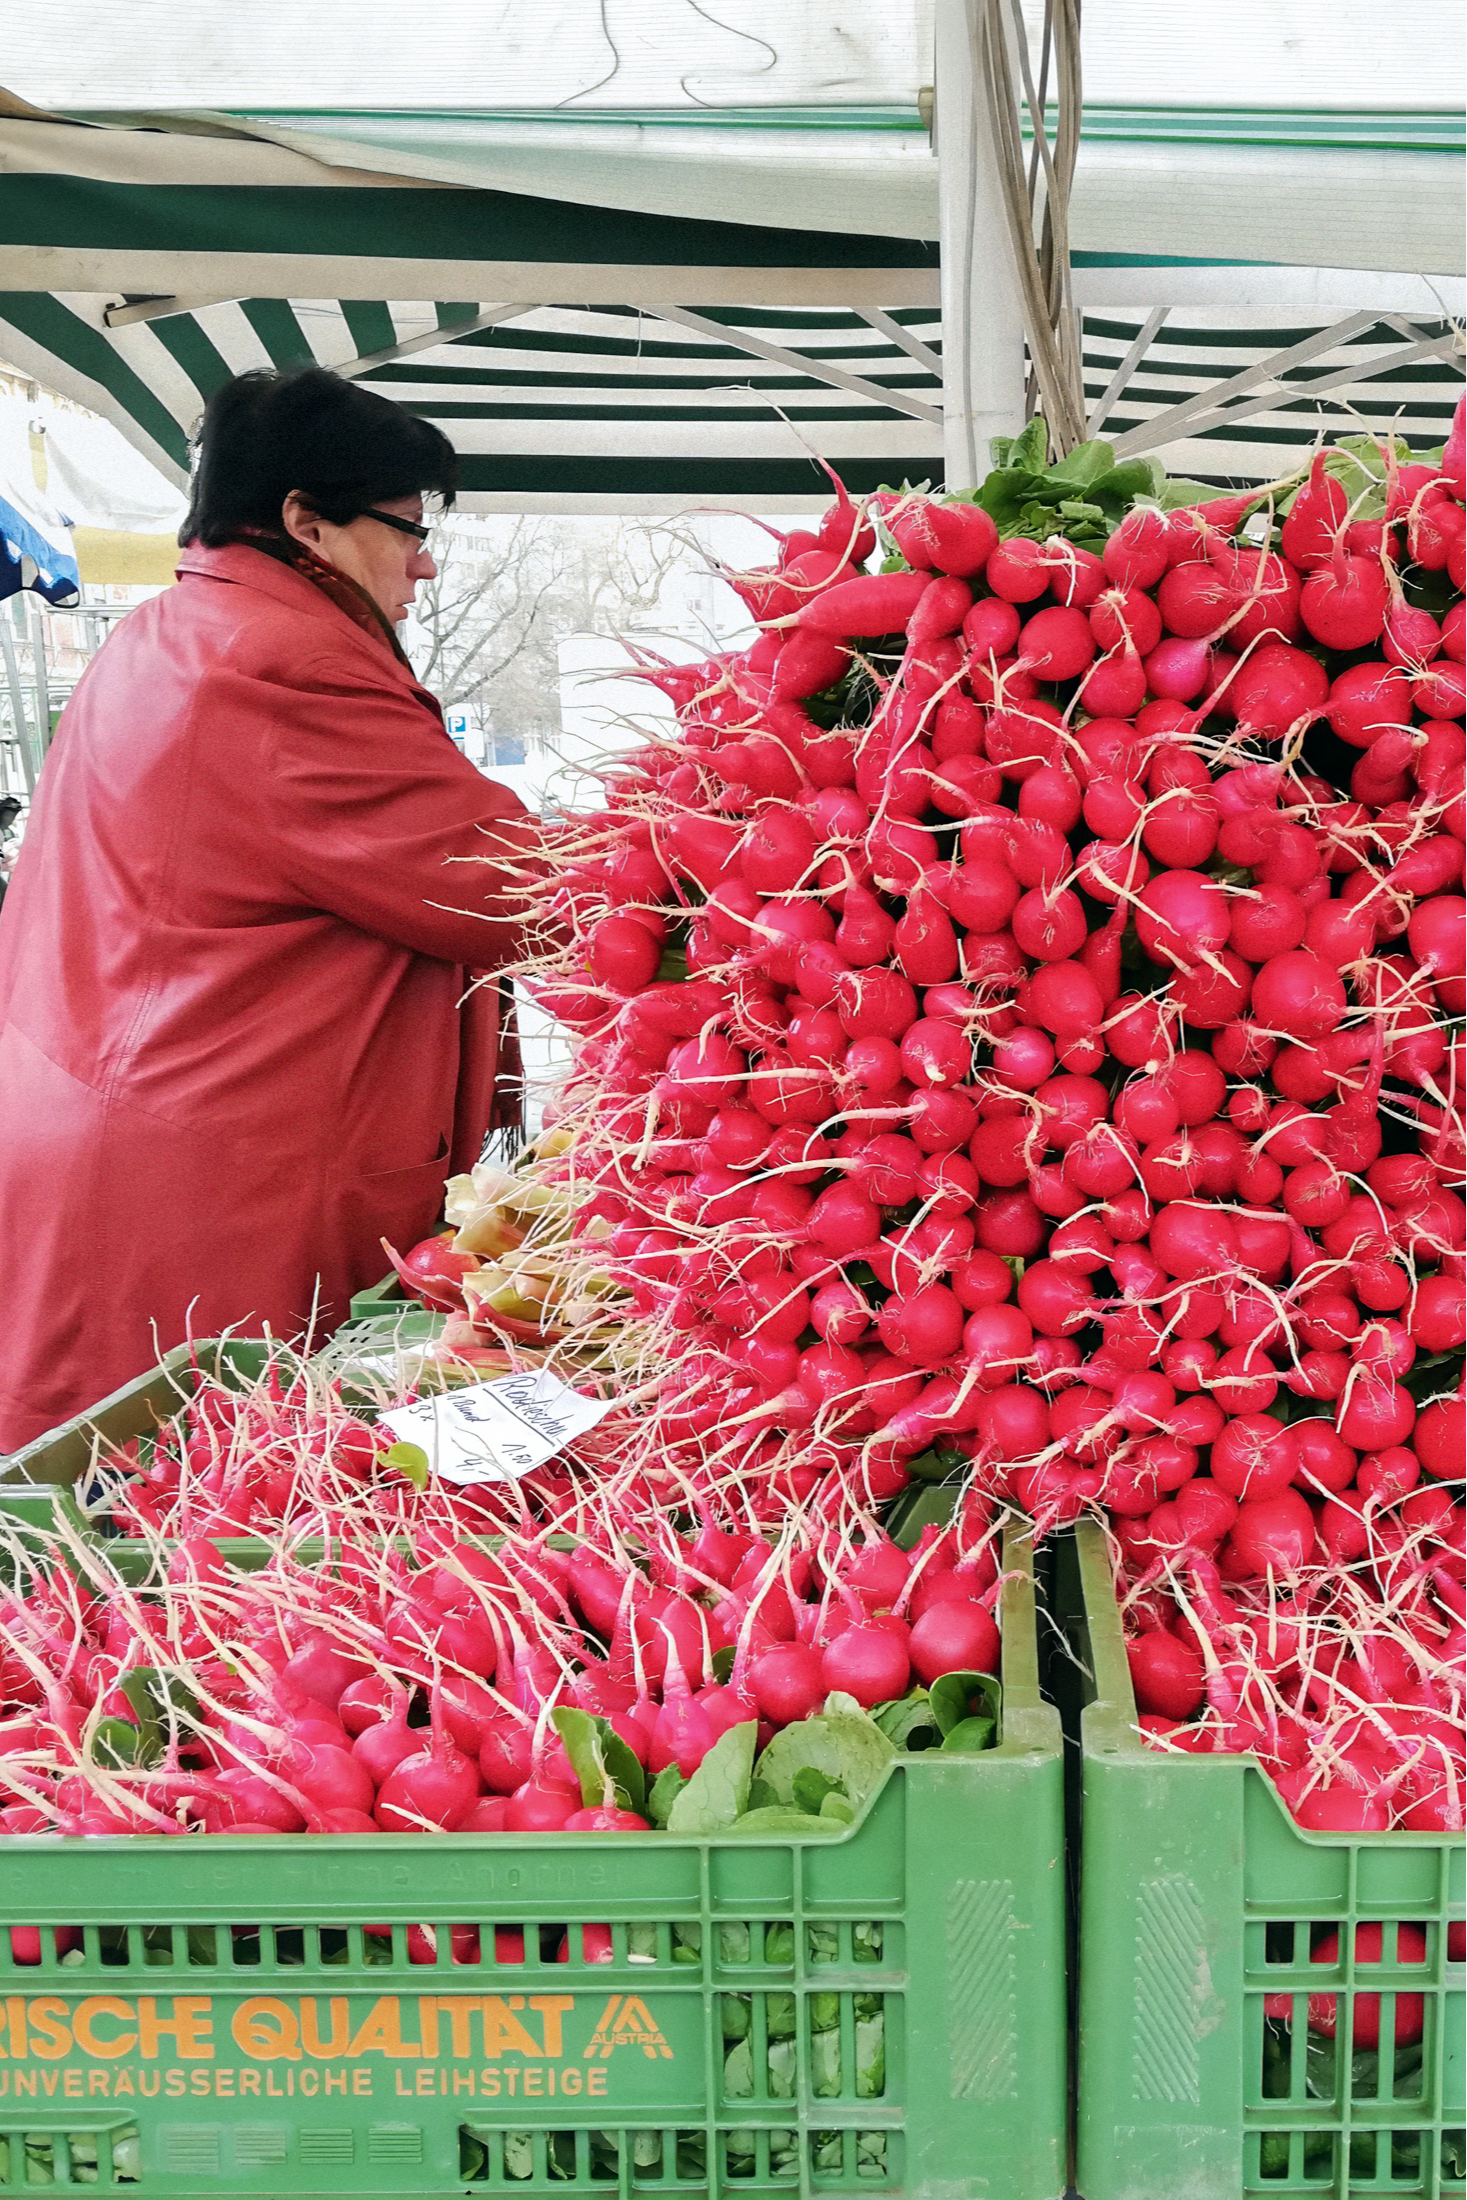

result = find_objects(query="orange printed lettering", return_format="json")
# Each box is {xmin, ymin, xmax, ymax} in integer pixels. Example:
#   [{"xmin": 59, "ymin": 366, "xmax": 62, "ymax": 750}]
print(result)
[
  {"xmin": 6, "ymin": 1997, "xmax": 28, "ymax": 2060},
  {"xmin": 239, "ymin": 2070, "xmax": 261, "ymax": 2096},
  {"xmin": 73, "ymin": 1999, "xmax": 137, "ymax": 2059},
  {"xmin": 480, "ymin": 2069, "xmax": 501, "ymax": 2098},
  {"xmin": 352, "ymin": 2069, "xmax": 372, "ymax": 2096},
  {"xmin": 138, "ymin": 2072, "xmax": 160, "ymax": 2097},
  {"xmin": 348, "ymin": 1999, "xmax": 420, "ymax": 2060},
  {"xmin": 27, "ymin": 1999, "xmax": 73, "ymax": 2061},
  {"xmin": 215, "ymin": 2070, "xmax": 234, "ymax": 2098},
  {"xmin": 325, "ymin": 2070, "xmax": 346, "ymax": 2095},
  {"xmin": 523, "ymin": 2068, "xmax": 543, "ymax": 2097},
  {"xmin": 298, "ymin": 2069, "xmax": 319, "ymax": 2097},
  {"xmin": 14, "ymin": 2071, "xmax": 36, "ymax": 2097},
  {"xmin": 452, "ymin": 2071, "xmax": 476, "ymax": 2095},
  {"xmin": 232, "ymin": 1999, "xmax": 300, "ymax": 2062},
  {"xmin": 432, "ymin": 1998, "xmax": 479, "ymax": 2058},
  {"xmin": 139, "ymin": 1997, "xmax": 213, "ymax": 2060},
  {"xmin": 416, "ymin": 2069, "xmax": 435, "ymax": 2096},
  {"xmin": 589, "ymin": 2068, "xmax": 607, "ymax": 2097},
  {"xmin": 530, "ymin": 1997, "xmax": 575, "ymax": 2057},
  {"xmin": 301, "ymin": 1999, "xmax": 351, "ymax": 2059},
  {"xmin": 63, "ymin": 2071, "xmax": 83, "ymax": 2099},
  {"xmin": 88, "ymin": 2072, "xmax": 110, "ymax": 2099},
  {"xmin": 40, "ymin": 2072, "xmax": 58, "ymax": 2096},
  {"xmin": 560, "ymin": 2067, "xmax": 583, "ymax": 2097},
  {"xmin": 163, "ymin": 2072, "xmax": 185, "ymax": 2098},
  {"xmin": 481, "ymin": 1999, "xmax": 542, "ymax": 2060}
]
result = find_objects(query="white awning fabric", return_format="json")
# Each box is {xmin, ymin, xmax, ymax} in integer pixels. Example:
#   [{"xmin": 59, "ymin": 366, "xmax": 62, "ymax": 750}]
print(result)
[{"xmin": 0, "ymin": 0, "xmax": 1460, "ymax": 507}]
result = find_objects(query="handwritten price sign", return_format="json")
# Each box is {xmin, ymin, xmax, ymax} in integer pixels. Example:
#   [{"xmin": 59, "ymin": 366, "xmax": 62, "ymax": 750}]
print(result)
[{"xmin": 380, "ymin": 1370, "xmax": 612, "ymax": 1486}]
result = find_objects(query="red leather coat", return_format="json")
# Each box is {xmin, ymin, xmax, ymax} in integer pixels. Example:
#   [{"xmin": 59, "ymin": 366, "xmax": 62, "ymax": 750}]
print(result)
[{"xmin": 0, "ymin": 543, "xmax": 540, "ymax": 1450}]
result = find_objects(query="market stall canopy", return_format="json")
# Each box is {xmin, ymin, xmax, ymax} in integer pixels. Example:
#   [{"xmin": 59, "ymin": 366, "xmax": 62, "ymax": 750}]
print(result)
[
  {"xmin": 10, "ymin": 0, "xmax": 1464, "ymax": 266},
  {"xmin": 0, "ymin": 0, "xmax": 1461, "ymax": 506}
]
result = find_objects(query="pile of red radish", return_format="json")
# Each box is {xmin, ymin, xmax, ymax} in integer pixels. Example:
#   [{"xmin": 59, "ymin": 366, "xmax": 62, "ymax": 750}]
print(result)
[
  {"xmin": 518, "ymin": 403, "xmax": 1466, "ymax": 1836},
  {"xmin": 0, "ymin": 1410, "xmax": 1001, "ymax": 1840}
]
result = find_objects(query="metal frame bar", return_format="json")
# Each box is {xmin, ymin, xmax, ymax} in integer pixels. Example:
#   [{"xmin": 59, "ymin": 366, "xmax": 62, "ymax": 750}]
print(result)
[
  {"xmin": 856, "ymin": 306, "xmax": 944, "ymax": 379},
  {"xmin": 643, "ymin": 304, "xmax": 943, "ymax": 424},
  {"xmin": 1107, "ymin": 310, "xmax": 1384, "ymax": 455},
  {"xmin": 337, "ymin": 303, "xmax": 542, "ymax": 378},
  {"xmin": 1086, "ymin": 306, "xmax": 1169, "ymax": 434},
  {"xmin": 1380, "ymin": 313, "xmax": 1463, "ymax": 364},
  {"xmin": 103, "ymin": 294, "xmax": 242, "ymax": 327},
  {"xmin": 1113, "ymin": 332, "xmax": 1459, "ymax": 456}
]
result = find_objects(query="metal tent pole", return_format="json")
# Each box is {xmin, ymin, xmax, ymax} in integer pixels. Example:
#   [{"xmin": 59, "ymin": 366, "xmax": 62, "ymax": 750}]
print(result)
[
  {"xmin": 0, "ymin": 606, "xmax": 36, "ymax": 796},
  {"xmin": 935, "ymin": 0, "xmax": 1027, "ymax": 490}
]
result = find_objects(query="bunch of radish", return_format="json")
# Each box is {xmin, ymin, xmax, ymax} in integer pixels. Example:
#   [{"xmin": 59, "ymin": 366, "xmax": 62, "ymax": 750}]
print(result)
[
  {"xmin": 385, "ymin": 1141, "xmax": 624, "ymax": 1349},
  {"xmin": 100, "ymin": 1356, "xmax": 540, "ymax": 1542},
  {"xmin": 0, "ymin": 1429, "xmax": 1002, "ymax": 1846},
  {"xmin": 512, "ymin": 402, "xmax": 1465, "ymax": 1836}
]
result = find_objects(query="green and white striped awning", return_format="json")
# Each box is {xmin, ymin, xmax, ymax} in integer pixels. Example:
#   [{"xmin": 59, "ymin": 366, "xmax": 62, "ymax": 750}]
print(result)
[{"xmin": 0, "ymin": 99, "xmax": 1460, "ymax": 510}]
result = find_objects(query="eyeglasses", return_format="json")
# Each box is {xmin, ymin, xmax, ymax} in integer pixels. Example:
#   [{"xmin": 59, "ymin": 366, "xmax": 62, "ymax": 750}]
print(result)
[{"xmin": 363, "ymin": 507, "xmax": 432, "ymax": 543}]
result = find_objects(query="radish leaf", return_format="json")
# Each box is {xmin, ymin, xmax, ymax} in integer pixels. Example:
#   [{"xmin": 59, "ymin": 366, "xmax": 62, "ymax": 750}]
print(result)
[
  {"xmin": 646, "ymin": 1763, "xmax": 686, "ymax": 1827},
  {"xmin": 667, "ymin": 1720, "xmax": 756, "ymax": 1834},
  {"xmin": 928, "ymin": 1671, "xmax": 1002, "ymax": 1741}
]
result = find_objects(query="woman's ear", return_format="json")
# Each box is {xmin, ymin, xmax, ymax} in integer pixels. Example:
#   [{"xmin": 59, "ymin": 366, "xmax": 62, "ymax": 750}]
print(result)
[{"xmin": 281, "ymin": 490, "xmax": 329, "ymax": 551}]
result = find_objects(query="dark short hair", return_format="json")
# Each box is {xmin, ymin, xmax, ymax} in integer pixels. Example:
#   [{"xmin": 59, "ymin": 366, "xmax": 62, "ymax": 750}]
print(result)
[{"xmin": 180, "ymin": 366, "xmax": 457, "ymax": 545}]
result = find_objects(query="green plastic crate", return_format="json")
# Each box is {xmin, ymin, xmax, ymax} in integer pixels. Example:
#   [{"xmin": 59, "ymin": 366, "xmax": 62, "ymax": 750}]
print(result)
[
  {"xmin": 0, "ymin": 1526, "xmax": 1066, "ymax": 2200},
  {"xmin": 1, "ymin": 1341, "xmax": 282, "ymax": 1491},
  {"xmin": 0, "ymin": 1484, "xmax": 63, "ymax": 1529},
  {"xmin": 0, "ymin": 1339, "xmax": 306, "ymax": 1580},
  {"xmin": 349, "ymin": 1272, "xmax": 412, "ymax": 1321},
  {"xmin": 1061, "ymin": 1521, "xmax": 1465, "ymax": 2200}
]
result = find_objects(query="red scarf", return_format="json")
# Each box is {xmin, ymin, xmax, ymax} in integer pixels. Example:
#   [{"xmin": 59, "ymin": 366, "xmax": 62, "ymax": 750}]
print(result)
[{"xmin": 228, "ymin": 526, "xmax": 413, "ymax": 667}]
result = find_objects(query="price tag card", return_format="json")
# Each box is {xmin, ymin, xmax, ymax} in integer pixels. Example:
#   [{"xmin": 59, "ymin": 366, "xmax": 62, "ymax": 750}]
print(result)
[{"xmin": 379, "ymin": 1368, "xmax": 612, "ymax": 1485}]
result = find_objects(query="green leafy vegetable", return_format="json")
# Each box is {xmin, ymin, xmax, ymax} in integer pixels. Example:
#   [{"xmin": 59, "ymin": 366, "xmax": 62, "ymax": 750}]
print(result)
[
  {"xmin": 718, "ymin": 1922, "xmax": 751, "ymax": 1964},
  {"xmin": 791, "ymin": 1767, "xmax": 845, "ymax": 1815},
  {"xmin": 755, "ymin": 1717, "xmax": 843, "ymax": 1802},
  {"xmin": 928, "ymin": 1670, "xmax": 1002, "ymax": 1741},
  {"xmin": 723, "ymin": 2038, "xmax": 753, "ymax": 2098},
  {"xmin": 941, "ymin": 1716, "xmax": 997, "ymax": 1754},
  {"xmin": 726, "ymin": 1807, "xmax": 839, "ymax": 1836},
  {"xmin": 856, "ymin": 2010, "xmax": 886, "ymax": 2096},
  {"xmin": 646, "ymin": 1764, "xmax": 686, "ymax": 1828},
  {"xmin": 382, "ymin": 1440, "xmax": 429, "ymax": 1490},
  {"xmin": 755, "ymin": 1698, "xmax": 895, "ymax": 1817},
  {"xmin": 768, "ymin": 2037, "xmax": 796, "ymax": 2098},
  {"xmin": 872, "ymin": 1690, "xmax": 939, "ymax": 1749},
  {"xmin": 666, "ymin": 1722, "xmax": 756, "ymax": 1835},
  {"xmin": 90, "ymin": 1715, "xmax": 150, "ymax": 1770},
  {"xmin": 811, "ymin": 2028, "xmax": 842, "ymax": 2098},
  {"xmin": 551, "ymin": 1706, "xmax": 646, "ymax": 1814},
  {"xmin": 671, "ymin": 1924, "xmax": 702, "ymax": 1965}
]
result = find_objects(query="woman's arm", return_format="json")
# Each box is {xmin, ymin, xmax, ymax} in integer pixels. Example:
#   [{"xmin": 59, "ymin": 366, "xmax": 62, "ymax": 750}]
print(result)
[{"xmin": 264, "ymin": 650, "xmax": 550, "ymax": 966}]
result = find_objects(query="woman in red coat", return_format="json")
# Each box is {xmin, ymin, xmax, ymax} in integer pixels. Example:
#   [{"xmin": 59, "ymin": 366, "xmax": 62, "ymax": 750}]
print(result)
[{"xmin": 0, "ymin": 368, "xmax": 545, "ymax": 1450}]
